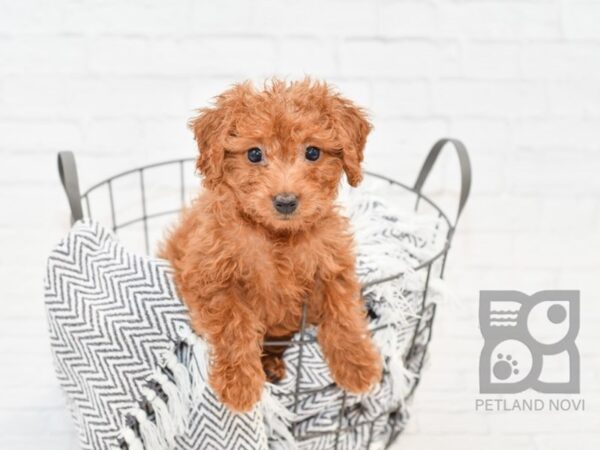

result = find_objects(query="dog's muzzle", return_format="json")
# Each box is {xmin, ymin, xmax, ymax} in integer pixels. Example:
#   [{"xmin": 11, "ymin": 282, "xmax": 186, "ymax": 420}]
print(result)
[{"xmin": 273, "ymin": 193, "xmax": 298, "ymax": 215}]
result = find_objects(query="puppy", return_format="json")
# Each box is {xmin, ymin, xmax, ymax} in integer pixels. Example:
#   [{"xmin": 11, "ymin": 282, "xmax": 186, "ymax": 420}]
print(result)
[{"xmin": 161, "ymin": 79, "xmax": 382, "ymax": 412}]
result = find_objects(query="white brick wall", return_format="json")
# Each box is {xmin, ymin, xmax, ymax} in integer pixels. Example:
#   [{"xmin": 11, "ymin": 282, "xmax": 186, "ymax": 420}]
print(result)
[{"xmin": 1, "ymin": 1, "xmax": 599, "ymax": 448}]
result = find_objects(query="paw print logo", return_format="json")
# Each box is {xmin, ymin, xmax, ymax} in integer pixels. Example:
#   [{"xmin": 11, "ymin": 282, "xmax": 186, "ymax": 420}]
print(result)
[
  {"xmin": 479, "ymin": 291, "xmax": 580, "ymax": 394},
  {"xmin": 493, "ymin": 354, "xmax": 519, "ymax": 380}
]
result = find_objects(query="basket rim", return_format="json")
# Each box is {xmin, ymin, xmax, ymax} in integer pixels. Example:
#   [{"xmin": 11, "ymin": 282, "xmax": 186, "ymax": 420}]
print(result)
[{"xmin": 79, "ymin": 157, "xmax": 453, "ymax": 287}]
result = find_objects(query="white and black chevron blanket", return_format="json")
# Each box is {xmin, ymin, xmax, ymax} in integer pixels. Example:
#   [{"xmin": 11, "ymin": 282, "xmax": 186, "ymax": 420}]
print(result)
[{"xmin": 44, "ymin": 196, "xmax": 445, "ymax": 450}]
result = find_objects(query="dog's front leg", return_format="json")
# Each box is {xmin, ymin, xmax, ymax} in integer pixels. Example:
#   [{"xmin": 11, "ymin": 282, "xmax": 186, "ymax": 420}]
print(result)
[
  {"xmin": 191, "ymin": 288, "xmax": 265, "ymax": 412},
  {"xmin": 317, "ymin": 272, "xmax": 382, "ymax": 393}
]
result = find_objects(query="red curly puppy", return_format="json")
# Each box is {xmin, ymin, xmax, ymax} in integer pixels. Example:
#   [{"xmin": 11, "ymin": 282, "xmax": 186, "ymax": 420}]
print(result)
[{"xmin": 161, "ymin": 79, "xmax": 382, "ymax": 412}]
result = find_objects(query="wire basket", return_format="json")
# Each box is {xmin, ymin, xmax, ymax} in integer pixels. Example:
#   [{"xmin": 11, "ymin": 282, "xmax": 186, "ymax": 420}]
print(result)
[{"xmin": 57, "ymin": 138, "xmax": 471, "ymax": 449}]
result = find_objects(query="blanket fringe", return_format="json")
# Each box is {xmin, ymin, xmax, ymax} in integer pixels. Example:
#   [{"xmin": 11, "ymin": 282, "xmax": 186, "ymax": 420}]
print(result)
[
  {"xmin": 163, "ymin": 351, "xmax": 192, "ymax": 400},
  {"xmin": 120, "ymin": 427, "xmax": 144, "ymax": 450},
  {"xmin": 141, "ymin": 387, "xmax": 178, "ymax": 448},
  {"xmin": 187, "ymin": 333, "xmax": 210, "ymax": 402},
  {"xmin": 118, "ymin": 327, "xmax": 212, "ymax": 450},
  {"xmin": 260, "ymin": 385, "xmax": 297, "ymax": 448},
  {"xmin": 150, "ymin": 370, "xmax": 187, "ymax": 435},
  {"xmin": 390, "ymin": 353, "xmax": 418, "ymax": 405},
  {"xmin": 132, "ymin": 407, "xmax": 168, "ymax": 450}
]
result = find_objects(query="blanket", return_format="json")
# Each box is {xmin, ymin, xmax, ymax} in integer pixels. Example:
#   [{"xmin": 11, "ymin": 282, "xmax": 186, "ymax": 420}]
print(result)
[{"xmin": 44, "ymin": 195, "xmax": 445, "ymax": 449}]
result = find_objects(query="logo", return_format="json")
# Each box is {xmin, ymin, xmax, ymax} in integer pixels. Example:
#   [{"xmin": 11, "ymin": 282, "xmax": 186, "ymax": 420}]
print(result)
[{"xmin": 479, "ymin": 290, "xmax": 580, "ymax": 394}]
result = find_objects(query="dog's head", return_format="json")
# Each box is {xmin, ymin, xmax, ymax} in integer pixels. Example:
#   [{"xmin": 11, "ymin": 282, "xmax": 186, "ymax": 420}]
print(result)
[{"xmin": 189, "ymin": 79, "xmax": 372, "ymax": 232}]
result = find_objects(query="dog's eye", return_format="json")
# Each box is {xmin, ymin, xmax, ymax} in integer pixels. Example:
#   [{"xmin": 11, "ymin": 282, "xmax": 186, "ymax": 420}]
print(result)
[
  {"xmin": 247, "ymin": 147, "xmax": 263, "ymax": 163},
  {"xmin": 305, "ymin": 146, "xmax": 320, "ymax": 161}
]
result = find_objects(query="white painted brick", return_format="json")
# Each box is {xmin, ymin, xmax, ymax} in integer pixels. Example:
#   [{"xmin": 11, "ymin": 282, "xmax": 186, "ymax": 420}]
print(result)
[
  {"xmin": 87, "ymin": 37, "xmax": 149, "ymax": 75},
  {"xmin": 0, "ymin": 431, "xmax": 78, "ymax": 450},
  {"xmin": 140, "ymin": 117, "xmax": 194, "ymax": 156},
  {"xmin": 556, "ymin": 270, "xmax": 599, "ymax": 315},
  {"xmin": 513, "ymin": 119, "xmax": 600, "ymax": 152},
  {"xmin": 0, "ymin": 409, "xmax": 74, "ymax": 435},
  {"xmin": 416, "ymin": 412, "xmax": 489, "ymax": 435},
  {"xmin": 1, "ymin": 289, "xmax": 59, "ymax": 319},
  {"xmin": 0, "ymin": 0, "xmax": 64, "ymax": 34},
  {"xmin": 391, "ymin": 434, "xmax": 534, "ymax": 450},
  {"xmin": 88, "ymin": 37, "xmax": 277, "ymax": 77},
  {"xmin": 0, "ymin": 37, "xmax": 86, "ymax": 75},
  {"xmin": 0, "ymin": 226, "xmax": 67, "ymax": 271},
  {"xmin": 76, "ymin": 152, "xmax": 161, "ymax": 189},
  {"xmin": 433, "ymin": 80, "xmax": 547, "ymax": 117},
  {"xmin": 1, "ymin": 385, "xmax": 66, "ymax": 409},
  {"xmin": 188, "ymin": 77, "xmax": 241, "ymax": 109},
  {"xmin": 0, "ymin": 121, "xmax": 83, "ymax": 152},
  {"xmin": 488, "ymin": 410, "xmax": 600, "ymax": 434},
  {"xmin": 0, "ymin": 151, "xmax": 63, "ymax": 185},
  {"xmin": 366, "ymin": 118, "xmax": 450, "ymax": 182},
  {"xmin": 189, "ymin": 1, "xmax": 254, "ymax": 34},
  {"xmin": 73, "ymin": 79, "xmax": 188, "ymax": 118},
  {"xmin": 539, "ymin": 195, "xmax": 597, "ymax": 231},
  {"xmin": 562, "ymin": 1, "xmax": 600, "ymax": 39},
  {"xmin": 437, "ymin": 42, "xmax": 462, "ymax": 78},
  {"xmin": 579, "ymin": 335, "xmax": 600, "ymax": 359},
  {"xmin": 83, "ymin": 118, "xmax": 147, "ymax": 154},
  {"xmin": 513, "ymin": 231, "xmax": 600, "ymax": 269},
  {"xmin": 412, "ymin": 391, "xmax": 476, "ymax": 414},
  {"xmin": 459, "ymin": 195, "xmax": 542, "ymax": 233},
  {"xmin": 368, "ymin": 118, "xmax": 450, "ymax": 157},
  {"xmin": 437, "ymin": 1, "xmax": 561, "ymax": 39},
  {"xmin": 62, "ymin": 0, "xmax": 190, "ymax": 35},
  {"xmin": 507, "ymin": 147, "xmax": 600, "ymax": 197},
  {"xmin": 457, "ymin": 231, "xmax": 515, "ymax": 269},
  {"xmin": 327, "ymin": 79, "xmax": 373, "ymax": 110},
  {"xmin": 277, "ymin": 38, "xmax": 337, "ymax": 78},
  {"xmin": 251, "ymin": 0, "xmax": 378, "ymax": 36},
  {"xmin": 0, "ymin": 361, "xmax": 57, "ymax": 389},
  {"xmin": 462, "ymin": 42, "xmax": 521, "ymax": 79},
  {"xmin": 436, "ymin": 336, "xmax": 483, "ymax": 357},
  {"xmin": 371, "ymin": 80, "xmax": 431, "ymax": 117},
  {"xmin": 449, "ymin": 118, "xmax": 512, "ymax": 194},
  {"xmin": 0, "ymin": 184, "xmax": 66, "ymax": 229},
  {"xmin": 547, "ymin": 81, "xmax": 600, "ymax": 117},
  {"xmin": 0, "ymin": 257, "xmax": 49, "ymax": 294},
  {"xmin": 0, "ymin": 76, "xmax": 183, "ymax": 123},
  {"xmin": 522, "ymin": 43, "xmax": 600, "ymax": 80},
  {"xmin": 378, "ymin": 1, "xmax": 436, "ymax": 38},
  {"xmin": 416, "ymin": 362, "xmax": 469, "ymax": 393},
  {"xmin": 0, "ymin": 77, "xmax": 74, "ymax": 119},
  {"xmin": 184, "ymin": 38, "xmax": 277, "ymax": 76},
  {"xmin": 535, "ymin": 434, "xmax": 600, "ymax": 450},
  {"xmin": 340, "ymin": 41, "xmax": 460, "ymax": 78}
]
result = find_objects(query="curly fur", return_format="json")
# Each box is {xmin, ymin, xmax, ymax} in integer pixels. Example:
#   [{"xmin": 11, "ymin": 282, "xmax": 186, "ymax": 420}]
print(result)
[{"xmin": 160, "ymin": 79, "xmax": 382, "ymax": 412}]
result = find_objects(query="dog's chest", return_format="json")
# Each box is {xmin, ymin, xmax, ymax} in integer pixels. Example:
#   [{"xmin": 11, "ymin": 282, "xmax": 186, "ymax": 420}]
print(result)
[
  {"xmin": 240, "ymin": 235, "xmax": 321, "ymax": 326},
  {"xmin": 255, "ymin": 239, "xmax": 317, "ymax": 288}
]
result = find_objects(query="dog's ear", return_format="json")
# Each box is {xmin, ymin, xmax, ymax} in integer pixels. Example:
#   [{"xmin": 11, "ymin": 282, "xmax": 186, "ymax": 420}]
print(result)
[
  {"xmin": 188, "ymin": 104, "xmax": 230, "ymax": 189},
  {"xmin": 332, "ymin": 99, "xmax": 372, "ymax": 187}
]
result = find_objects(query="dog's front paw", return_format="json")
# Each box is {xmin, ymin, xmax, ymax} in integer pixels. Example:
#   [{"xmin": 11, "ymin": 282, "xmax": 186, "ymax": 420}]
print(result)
[
  {"xmin": 329, "ymin": 341, "xmax": 383, "ymax": 393},
  {"xmin": 210, "ymin": 363, "xmax": 265, "ymax": 412}
]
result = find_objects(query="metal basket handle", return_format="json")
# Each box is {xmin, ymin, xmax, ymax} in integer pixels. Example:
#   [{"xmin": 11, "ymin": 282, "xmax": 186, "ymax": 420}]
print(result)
[
  {"xmin": 57, "ymin": 151, "xmax": 84, "ymax": 224},
  {"xmin": 413, "ymin": 138, "xmax": 472, "ymax": 228}
]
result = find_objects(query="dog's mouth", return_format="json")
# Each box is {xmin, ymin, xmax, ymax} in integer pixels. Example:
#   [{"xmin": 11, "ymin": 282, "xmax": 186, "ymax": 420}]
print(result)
[
  {"xmin": 275, "ymin": 211, "xmax": 295, "ymax": 220},
  {"xmin": 274, "ymin": 207, "xmax": 301, "ymax": 221}
]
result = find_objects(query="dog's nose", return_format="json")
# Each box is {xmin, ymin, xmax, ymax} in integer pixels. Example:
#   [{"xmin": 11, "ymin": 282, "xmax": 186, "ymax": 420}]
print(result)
[{"xmin": 273, "ymin": 193, "xmax": 298, "ymax": 215}]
